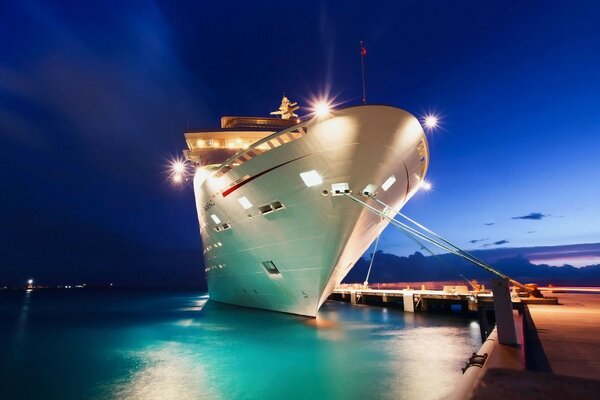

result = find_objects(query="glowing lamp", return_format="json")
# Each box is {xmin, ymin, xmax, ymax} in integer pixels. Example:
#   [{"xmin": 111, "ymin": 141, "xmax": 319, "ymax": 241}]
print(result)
[
  {"xmin": 381, "ymin": 175, "xmax": 396, "ymax": 191},
  {"xmin": 300, "ymin": 170, "xmax": 323, "ymax": 187},
  {"xmin": 423, "ymin": 114, "xmax": 439, "ymax": 129},
  {"xmin": 172, "ymin": 160, "xmax": 186, "ymax": 174},
  {"xmin": 314, "ymin": 102, "xmax": 330, "ymax": 117},
  {"xmin": 419, "ymin": 180, "xmax": 432, "ymax": 191},
  {"xmin": 238, "ymin": 196, "xmax": 253, "ymax": 210}
]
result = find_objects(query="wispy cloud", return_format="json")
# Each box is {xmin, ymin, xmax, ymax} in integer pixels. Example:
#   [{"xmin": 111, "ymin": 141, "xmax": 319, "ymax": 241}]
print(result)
[
  {"xmin": 484, "ymin": 222, "xmax": 495, "ymax": 226},
  {"xmin": 512, "ymin": 212, "xmax": 547, "ymax": 220},
  {"xmin": 469, "ymin": 238, "xmax": 489, "ymax": 244},
  {"xmin": 527, "ymin": 231, "xmax": 536, "ymax": 234},
  {"xmin": 482, "ymin": 239, "xmax": 509, "ymax": 247}
]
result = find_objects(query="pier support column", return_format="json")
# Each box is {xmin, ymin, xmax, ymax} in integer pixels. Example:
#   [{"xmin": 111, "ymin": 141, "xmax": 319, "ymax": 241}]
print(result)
[
  {"xmin": 351, "ymin": 292, "xmax": 357, "ymax": 305},
  {"xmin": 492, "ymin": 278, "xmax": 517, "ymax": 345},
  {"xmin": 403, "ymin": 291, "xmax": 415, "ymax": 312}
]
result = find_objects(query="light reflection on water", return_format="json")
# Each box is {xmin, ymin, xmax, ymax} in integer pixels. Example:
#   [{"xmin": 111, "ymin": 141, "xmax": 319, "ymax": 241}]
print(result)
[{"xmin": 0, "ymin": 290, "xmax": 480, "ymax": 400}]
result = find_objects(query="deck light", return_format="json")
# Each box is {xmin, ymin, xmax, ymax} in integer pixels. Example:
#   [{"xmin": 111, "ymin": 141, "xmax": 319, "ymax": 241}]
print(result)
[
  {"xmin": 238, "ymin": 196, "xmax": 253, "ymax": 210},
  {"xmin": 172, "ymin": 160, "xmax": 186, "ymax": 174},
  {"xmin": 419, "ymin": 180, "xmax": 432, "ymax": 191},
  {"xmin": 300, "ymin": 170, "xmax": 323, "ymax": 187},
  {"xmin": 314, "ymin": 102, "xmax": 331, "ymax": 117},
  {"xmin": 381, "ymin": 175, "xmax": 396, "ymax": 191},
  {"xmin": 423, "ymin": 114, "xmax": 439, "ymax": 129}
]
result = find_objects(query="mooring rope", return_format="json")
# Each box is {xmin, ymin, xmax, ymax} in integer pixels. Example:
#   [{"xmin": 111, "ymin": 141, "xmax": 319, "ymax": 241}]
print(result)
[{"xmin": 343, "ymin": 193, "xmax": 528, "ymax": 290}]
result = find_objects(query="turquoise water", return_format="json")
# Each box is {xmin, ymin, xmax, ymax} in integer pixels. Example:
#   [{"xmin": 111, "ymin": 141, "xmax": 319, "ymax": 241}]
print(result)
[{"xmin": 0, "ymin": 289, "xmax": 481, "ymax": 399}]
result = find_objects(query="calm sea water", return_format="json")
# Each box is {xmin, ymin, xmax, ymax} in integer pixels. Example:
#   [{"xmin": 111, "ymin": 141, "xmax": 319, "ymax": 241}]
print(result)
[{"xmin": 0, "ymin": 289, "xmax": 481, "ymax": 400}]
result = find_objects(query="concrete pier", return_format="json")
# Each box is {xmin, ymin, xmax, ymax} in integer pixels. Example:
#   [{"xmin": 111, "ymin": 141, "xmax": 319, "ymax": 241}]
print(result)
[
  {"xmin": 331, "ymin": 287, "xmax": 493, "ymax": 312},
  {"xmin": 331, "ymin": 286, "xmax": 600, "ymax": 399},
  {"xmin": 461, "ymin": 292, "xmax": 600, "ymax": 399},
  {"xmin": 525, "ymin": 293, "xmax": 600, "ymax": 380}
]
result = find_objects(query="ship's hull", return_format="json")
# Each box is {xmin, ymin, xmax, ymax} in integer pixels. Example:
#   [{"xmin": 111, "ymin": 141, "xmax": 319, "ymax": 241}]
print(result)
[{"xmin": 193, "ymin": 105, "xmax": 428, "ymax": 316}]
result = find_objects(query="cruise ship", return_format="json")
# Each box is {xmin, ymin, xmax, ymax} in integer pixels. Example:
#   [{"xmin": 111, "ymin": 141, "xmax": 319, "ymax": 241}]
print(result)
[{"xmin": 182, "ymin": 97, "xmax": 429, "ymax": 317}]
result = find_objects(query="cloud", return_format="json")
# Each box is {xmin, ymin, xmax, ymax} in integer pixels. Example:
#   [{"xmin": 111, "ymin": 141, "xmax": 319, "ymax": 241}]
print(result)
[
  {"xmin": 494, "ymin": 240, "xmax": 509, "ymax": 245},
  {"xmin": 469, "ymin": 238, "xmax": 489, "ymax": 244},
  {"xmin": 512, "ymin": 212, "xmax": 547, "ymax": 220},
  {"xmin": 484, "ymin": 222, "xmax": 495, "ymax": 226},
  {"xmin": 527, "ymin": 231, "xmax": 536, "ymax": 234}
]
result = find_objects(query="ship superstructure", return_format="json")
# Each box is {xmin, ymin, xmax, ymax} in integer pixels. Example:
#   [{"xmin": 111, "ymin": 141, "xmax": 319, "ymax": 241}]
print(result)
[{"xmin": 183, "ymin": 97, "xmax": 429, "ymax": 317}]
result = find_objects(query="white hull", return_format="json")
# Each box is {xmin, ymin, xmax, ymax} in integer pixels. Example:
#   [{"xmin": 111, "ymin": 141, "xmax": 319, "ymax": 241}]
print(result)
[{"xmin": 193, "ymin": 105, "xmax": 428, "ymax": 316}]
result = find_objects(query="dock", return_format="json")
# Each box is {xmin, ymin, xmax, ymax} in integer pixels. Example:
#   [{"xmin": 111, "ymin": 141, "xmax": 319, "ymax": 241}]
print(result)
[
  {"xmin": 330, "ymin": 285, "xmax": 600, "ymax": 399},
  {"xmin": 331, "ymin": 285, "xmax": 489, "ymax": 312}
]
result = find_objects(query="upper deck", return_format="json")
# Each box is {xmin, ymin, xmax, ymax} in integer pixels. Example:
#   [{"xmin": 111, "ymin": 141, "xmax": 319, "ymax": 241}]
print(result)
[{"xmin": 183, "ymin": 116, "xmax": 299, "ymax": 165}]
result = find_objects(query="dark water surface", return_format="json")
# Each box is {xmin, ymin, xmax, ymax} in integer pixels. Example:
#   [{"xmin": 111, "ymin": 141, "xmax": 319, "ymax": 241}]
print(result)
[{"xmin": 0, "ymin": 289, "xmax": 481, "ymax": 399}]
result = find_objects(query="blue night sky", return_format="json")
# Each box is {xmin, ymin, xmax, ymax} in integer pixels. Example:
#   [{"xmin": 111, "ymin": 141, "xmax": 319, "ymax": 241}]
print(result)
[{"xmin": 1, "ymin": 1, "xmax": 599, "ymax": 285}]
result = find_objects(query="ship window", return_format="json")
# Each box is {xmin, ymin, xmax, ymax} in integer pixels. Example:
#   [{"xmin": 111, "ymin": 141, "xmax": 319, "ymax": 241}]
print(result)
[
  {"xmin": 271, "ymin": 200, "xmax": 284, "ymax": 210},
  {"xmin": 210, "ymin": 214, "xmax": 222, "ymax": 224},
  {"xmin": 261, "ymin": 261, "xmax": 280, "ymax": 275},
  {"xmin": 258, "ymin": 204, "xmax": 274, "ymax": 215},
  {"xmin": 300, "ymin": 170, "xmax": 323, "ymax": 187},
  {"xmin": 361, "ymin": 184, "xmax": 377, "ymax": 196},
  {"xmin": 238, "ymin": 196, "xmax": 253, "ymax": 210},
  {"xmin": 382, "ymin": 175, "xmax": 396, "ymax": 191},
  {"xmin": 331, "ymin": 182, "xmax": 350, "ymax": 196}
]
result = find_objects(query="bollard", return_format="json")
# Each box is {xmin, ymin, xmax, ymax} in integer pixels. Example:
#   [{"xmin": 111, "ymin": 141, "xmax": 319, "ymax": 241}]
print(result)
[{"xmin": 492, "ymin": 278, "xmax": 517, "ymax": 345}]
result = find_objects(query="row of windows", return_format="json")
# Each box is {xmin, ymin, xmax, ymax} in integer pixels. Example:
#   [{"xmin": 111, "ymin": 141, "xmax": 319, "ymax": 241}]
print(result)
[
  {"xmin": 204, "ymin": 260, "xmax": 280, "ymax": 276},
  {"xmin": 214, "ymin": 126, "xmax": 308, "ymax": 178}
]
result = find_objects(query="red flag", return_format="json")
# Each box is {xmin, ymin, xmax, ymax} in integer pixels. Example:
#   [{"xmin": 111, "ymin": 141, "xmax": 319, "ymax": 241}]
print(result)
[{"xmin": 361, "ymin": 44, "xmax": 367, "ymax": 57}]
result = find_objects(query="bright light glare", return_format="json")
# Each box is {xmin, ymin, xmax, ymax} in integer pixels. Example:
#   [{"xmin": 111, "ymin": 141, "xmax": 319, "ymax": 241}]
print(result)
[
  {"xmin": 300, "ymin": 170, "xmax": 323, "ymax": 187},
  {"xmin": 419, "ymin": 180, "xmax": 432, "ymax": 191},
  {"xmin": 314, "ymin": 102, "xmax": 330, "ymax": 117},
  {"xmin": 172, "ymin": 160, "xmax": 186, "ymax": 174},
  {"xmin": 27, "ymin": 279, "xmax": 33, "ymax": 285},
  {"xmin": 424, "ymin": 114, "xmax": 439, "ymax": 129},
  {"xmin": 309, "ymin": 96, "xmax": 334, "ymax": 117},
  {"xmin": 173, "ymin": 173, "xmax": 183, "ymax": 183}
]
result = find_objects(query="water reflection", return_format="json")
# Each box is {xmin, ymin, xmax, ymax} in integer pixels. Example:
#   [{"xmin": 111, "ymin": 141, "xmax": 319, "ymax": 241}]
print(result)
[
  {"xmin": 112, "ymin": 343, "xmax": 218, "ymax": 400},
  {"xmin": 0, "ymin": 291, "xmax": 480, "ymax": 400},
  {"xmin": 110, "ymin": 298, "xmax": 479, "ymax": 400}
]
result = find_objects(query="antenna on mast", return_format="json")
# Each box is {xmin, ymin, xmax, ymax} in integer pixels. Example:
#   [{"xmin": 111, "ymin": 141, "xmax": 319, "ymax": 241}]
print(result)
[{"xmin": 360, "ymin": 41, "xmax": 367, "ymax": 104}]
